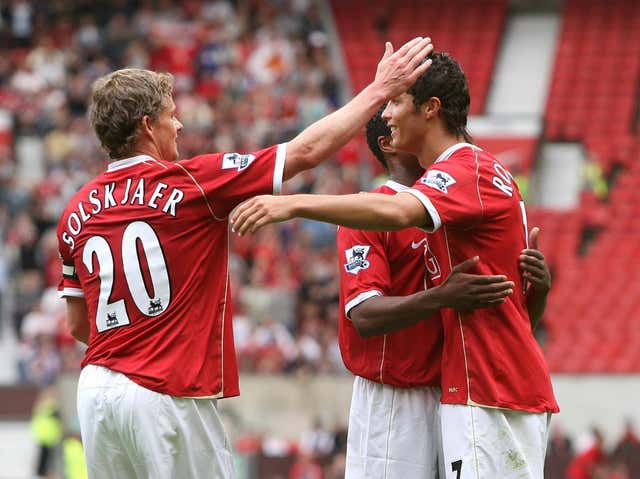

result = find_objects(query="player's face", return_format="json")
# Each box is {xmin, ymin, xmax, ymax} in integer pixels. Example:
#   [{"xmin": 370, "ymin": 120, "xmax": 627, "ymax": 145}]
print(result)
[
  {"xmin": 382, "ymin": 93, "xmax": 424, "ymax": 155},
  {"xmin": 152, "ymin": 98, "xmax": 183, "ymax": 162}
]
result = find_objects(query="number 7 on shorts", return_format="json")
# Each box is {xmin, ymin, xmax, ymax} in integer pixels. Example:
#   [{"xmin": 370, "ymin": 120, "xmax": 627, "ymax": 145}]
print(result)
[{"xmin": 452, "ymin": 460, "xmax": 462, "ymax": 479}]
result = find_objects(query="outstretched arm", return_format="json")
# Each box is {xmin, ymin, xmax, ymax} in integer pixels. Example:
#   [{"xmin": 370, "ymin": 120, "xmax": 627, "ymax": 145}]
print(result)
[
  {"xmin": 283, "ymin": 37, "xmax": 433, "ymax": 180},
  {"xmin": 520, "ymin": 227, "xmax": 551, "ymax": 329},
  {"xmin": 231, "ymin": 191, "xmax": 430, "ymax": 235},
  {"xmin": 351, "ymin": 257, "xmax": 514, "ymax": 337}
]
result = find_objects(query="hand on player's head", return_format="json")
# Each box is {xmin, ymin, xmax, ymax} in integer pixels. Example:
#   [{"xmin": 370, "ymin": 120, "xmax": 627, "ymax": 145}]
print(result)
[
  {"xmin": 374, "ymin": 37, "xmax": 434, "ymax": 100},
  {"xmin": 230, "ymin": 195, "xmax": 292, "ymax": 236}
]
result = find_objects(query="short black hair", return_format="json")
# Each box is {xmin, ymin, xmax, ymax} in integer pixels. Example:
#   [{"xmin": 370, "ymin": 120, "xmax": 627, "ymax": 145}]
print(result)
[
  {"xmin": 365, "ymin": 105, "xmax": 390, "ymax": 168},
  {"xmin": 408, "ymin": 52, "xmax": 473, "ymax": 143}
]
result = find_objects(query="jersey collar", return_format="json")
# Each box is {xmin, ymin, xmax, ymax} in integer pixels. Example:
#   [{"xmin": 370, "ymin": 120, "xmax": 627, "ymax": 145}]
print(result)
[
  {"xmin": 107, "ymin": 155, "xmax": 157, "ymax": 172},
  {"xmin": 434, "ymin": 142, "xmax": 480, "ymax": 164},
  {"xmin": 384, "ymin": 179, "xmax": 409, "ymax": 192}
]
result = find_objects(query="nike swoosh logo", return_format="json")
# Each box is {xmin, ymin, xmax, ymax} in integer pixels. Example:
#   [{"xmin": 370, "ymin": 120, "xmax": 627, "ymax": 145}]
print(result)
[{"xmin": 411, "ymin": 239, "xmax": 427, "ymax": 249}]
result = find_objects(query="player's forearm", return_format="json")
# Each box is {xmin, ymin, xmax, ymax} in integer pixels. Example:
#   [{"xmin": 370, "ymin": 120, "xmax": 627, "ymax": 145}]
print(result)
[
  {"xmin": 66, "ymin": 297, "xmax": 90, "ymax": 345},
  {"xmin": 350, "ymin": 289, "xmax": 446, "ymax": 337},
  {"xmin": 291, "ymin": 193, "xmax": 413, "ymax": 230},
  {"xmin": 67, "ymin": 318, "xmax": 89, "ymax": 344},
  {"xmin": 285, "ymin": 84, "xmax": 386, "ymax": 176},
  {"xmin": 526, "ymin": 289, "xmax": 548, "ymax": 330}
]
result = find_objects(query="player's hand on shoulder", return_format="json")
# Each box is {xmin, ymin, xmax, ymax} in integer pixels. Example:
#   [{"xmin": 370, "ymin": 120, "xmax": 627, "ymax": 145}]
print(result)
[
  {"xmin": 436, "ymin": 256, "xmax": 515, "ymax": 312},
  {"xmin": 373, "ymin": 37, "xmax": 434, "ymax": 99},
  {"xmin": 519, "ymin": 226, "xmax": 551, "ymax": 293},
  {"xmin": 231, "ymin": 195, "xmax": 293, "ymax": 235}
]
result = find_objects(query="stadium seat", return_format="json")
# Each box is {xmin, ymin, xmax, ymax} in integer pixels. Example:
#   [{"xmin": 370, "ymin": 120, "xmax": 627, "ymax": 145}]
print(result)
[
  {"xmin": 330, "ymin": 0, "xmax": 507, "ymax": 115},
  {"xmin": 538, "ymin": 0, "xmax": 640, "ymax": 372}
]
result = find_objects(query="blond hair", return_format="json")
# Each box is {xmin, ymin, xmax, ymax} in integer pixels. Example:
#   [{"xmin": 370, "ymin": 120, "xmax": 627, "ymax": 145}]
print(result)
[{"xmin": 89, "ymin": 69, "xmax": 174, "ymax": 159}]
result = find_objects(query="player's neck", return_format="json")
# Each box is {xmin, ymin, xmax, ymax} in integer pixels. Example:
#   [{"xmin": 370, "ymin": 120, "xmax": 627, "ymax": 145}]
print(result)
[
  {"xmin": 387, "ymin": 161, "xmax": 423, "ymax": 187},
  {"xmin": 418, "ymin": 132, "xmax": 464, "ymax": 167},
  {"xmin": 129, "ymin": 139, "xmax": 162, "ymax": 162}
]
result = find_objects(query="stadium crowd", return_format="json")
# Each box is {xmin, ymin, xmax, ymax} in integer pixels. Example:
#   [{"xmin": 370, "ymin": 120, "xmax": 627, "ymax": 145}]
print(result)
[{"xmin": 0, "ymin": 0, "xmax": 359, "ymax": 389}]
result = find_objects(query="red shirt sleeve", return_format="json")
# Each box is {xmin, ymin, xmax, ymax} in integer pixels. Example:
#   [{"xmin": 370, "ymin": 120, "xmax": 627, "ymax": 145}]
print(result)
[
  {"xmin": 405, "ymin": 148, "xmax": 484, "ymax": 232},
  {"xmin": 337, "ymin": 226, "xmax": 391, "ymax": 318},
  {"xmin": 56, "ymin": 217, "xmax": 84, "ymax": 298},
  {"xmin": 177, "ymin": 143, "xmax": 287, "ymax": 218}
]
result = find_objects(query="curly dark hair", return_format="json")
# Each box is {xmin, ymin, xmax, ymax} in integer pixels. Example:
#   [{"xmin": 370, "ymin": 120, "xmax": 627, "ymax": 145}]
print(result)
[
  {"xmin": 365, "ymin": 105, "xmax": 390, "ymax": 168},
  {"xmin": 408, "ymin": 52, "xmax": 473, "ymax": 143}
]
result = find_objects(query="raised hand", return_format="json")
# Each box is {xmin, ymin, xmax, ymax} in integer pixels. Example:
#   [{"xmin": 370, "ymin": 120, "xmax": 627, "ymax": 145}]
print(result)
[
  {"xmin": 519, "ymin": 227, "xmax": 551, "ymax": 293},
  {"xmin": 230, "ymin": 195, "xmax": 291, "ymax": 235},
  {"xmin": 373, "ymin": 37, "xmax": 434, "ymax": 99},
  {"xmin": 435, "ymin": 256, "xmax": 515, "ymax": 312}
]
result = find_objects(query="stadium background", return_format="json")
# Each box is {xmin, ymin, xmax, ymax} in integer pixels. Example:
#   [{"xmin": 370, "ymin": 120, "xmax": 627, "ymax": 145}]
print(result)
[{"xmin": 0, "ymin": 0, "xmax": 639, "ymax": 477}]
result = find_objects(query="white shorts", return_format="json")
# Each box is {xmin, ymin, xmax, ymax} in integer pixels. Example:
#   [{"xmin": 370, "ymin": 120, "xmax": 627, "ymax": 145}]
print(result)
[
  {"xmin": 440, "ymin": 404, "xmax": 551, "ymax": 479},
  {"xmin": 345, "ymin": 376, "xmax": 444, "ymax": 479},
  {"xmin": 77, "ymin": 364, "xmax": 235, "ymax": 479}
]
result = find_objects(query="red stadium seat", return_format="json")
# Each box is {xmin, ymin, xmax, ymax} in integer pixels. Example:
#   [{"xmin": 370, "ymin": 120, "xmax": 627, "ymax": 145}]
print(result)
[{"xmin": 330, "ymin": 0, "xmax": 507, "ymax": 115}]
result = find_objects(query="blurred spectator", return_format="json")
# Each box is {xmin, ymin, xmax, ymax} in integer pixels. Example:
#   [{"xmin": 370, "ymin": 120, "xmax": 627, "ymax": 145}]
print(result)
[
  {"xmin": 30, "ymin": 386, "xmax": 63, "ymax": 479},
  {"xmin": 612, "ymin": 421, "xmax": 640, "ymax": 478},
  {"xmin": 567, "ymin": 428, "xmax": 606, "ymax": 479},
  {"xmin": 545, "ymin": 425, "xmax": 574, "ymax": 479},
  {"xmin": 288, "ymin": 450, "xmax": 323, "ymax": 479},
  {"xmin": 299, "ymin": 417, "xmax": 335, "ymax": 458},
  {"xmin": 1, "ymin": 0, "xmax": 352, "ymax": 385},
  {"xmin": 62, "ymin": 434, "xmax": 88, "ymax": 479}
]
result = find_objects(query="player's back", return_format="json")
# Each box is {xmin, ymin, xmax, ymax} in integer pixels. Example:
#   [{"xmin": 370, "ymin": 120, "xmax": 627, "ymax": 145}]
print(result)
[
  {"xmin": 407, "ymin": 144, "xmax": 559, "ymax": 412},
  {"xmin": 58, "ymin": 155, "xmax": 238, "ymax": 398}
]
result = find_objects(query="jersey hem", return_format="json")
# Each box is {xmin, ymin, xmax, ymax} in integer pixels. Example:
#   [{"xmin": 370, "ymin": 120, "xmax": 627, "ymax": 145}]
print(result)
[
  {"xmin": 353, "ymin": 373, "xmax": 441, "ymax": 390},
  {"xmin": 82, "ymin": 362, "xmax": 239, "ymax": 399},
  {"xmin": 440, "ymin": 396, "xmax": 560, "ymax": 414}
]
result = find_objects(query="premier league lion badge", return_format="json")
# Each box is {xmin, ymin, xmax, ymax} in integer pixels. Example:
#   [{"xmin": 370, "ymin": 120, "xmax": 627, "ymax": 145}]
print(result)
[{"xmin": 344, "ymin": 245, "xmax": 371, "ymax": 274}]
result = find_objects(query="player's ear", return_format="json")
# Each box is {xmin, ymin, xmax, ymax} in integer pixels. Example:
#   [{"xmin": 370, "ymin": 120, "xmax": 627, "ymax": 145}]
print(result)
[
  {"xmin": 141, "ymin": 115, "xmax": 154, "ymax": 136},
  {"xmin": 422, "ymin": 97, "xmax": 441, "ymax": 120},
  {"xmin": 378, "ymin": 135, "xmax": 394, "ymax": 154}
]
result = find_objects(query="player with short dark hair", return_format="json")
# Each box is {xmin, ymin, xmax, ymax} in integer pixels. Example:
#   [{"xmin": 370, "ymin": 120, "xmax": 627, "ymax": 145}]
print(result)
[
  {"xmin": 339, "ymin": 107, "xmax": 552, "ymax": 478},
  {"xmin": 232, "ymin": 51, "xmax": 559, "ymax": 479},
  {"xmin": 57, "ymin": 37, "xmax": 434, "ymax": 478}
]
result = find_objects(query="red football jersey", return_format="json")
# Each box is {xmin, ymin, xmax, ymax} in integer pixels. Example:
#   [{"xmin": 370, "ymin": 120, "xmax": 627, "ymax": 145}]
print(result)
[
  {"xmin": 337, "ymin": 180, "xmax": 444, "ymax": 388},
  {"xmin": 57, "ymin": 145, "xmax": 287, "ymax": 398},
  {"xmin": 405, "ymin": 143, "xmax": 559, "ymax": 413}
]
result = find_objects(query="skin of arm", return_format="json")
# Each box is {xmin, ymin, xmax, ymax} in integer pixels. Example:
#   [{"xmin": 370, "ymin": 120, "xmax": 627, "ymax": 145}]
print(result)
[
  {"xmin": 231, "ymin": 192, "xmax": 430, "ymax": 235},
  {"xmin": 282, "ymin": 38, "xmax": 434, "ymax": 180},
  {"xmin": 350, "ymin": 257, "xmax": 514, "ymax": 337},
  {"xmin": 520, "ymin": 227, "xmax": 551, "ymax": 329},
  {"xmin": 65, "ymin": 297, "xmax": 90, "ymax": 344},
  {"xmin": 351, "ymin": 240, "xmax": 551, "ymax": 338},
  {"xmin": 525, "ymin": 286, "xmax": 548, "ymax": 330},
  {"xmin": 350, "ymin": 291, "xmax": 447, "ymax": 337}
]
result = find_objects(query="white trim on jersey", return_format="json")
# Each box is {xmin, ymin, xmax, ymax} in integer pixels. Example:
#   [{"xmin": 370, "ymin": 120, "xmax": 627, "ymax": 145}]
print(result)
[
  {"xmin": 345, "ymin": 290, "xmax": 383, "ymax": 318},
  {"xmin": 62, "ymin": 264, "xmax": 76, "ymax": 276},
  {"xmin": 384, "ymin": 180, "xmax": 409, "ymax": 192},
  {"xmin": 434, "ymin": 143, "xmax": 480, "ymax": 164},
  {"xmin": 58, "ymin": 287, "xmax": 85, "ymax": 298},
  {"xmin": 273, "ymin": 143, "xmax": 287, "ymax": 195},
  {"xmin": 107, "ymin": 155, "xmax": 156, "ymax": 172},
  {"xmin": 403, "ymin": 189, "xmax": 442, "ymax": 233}
]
